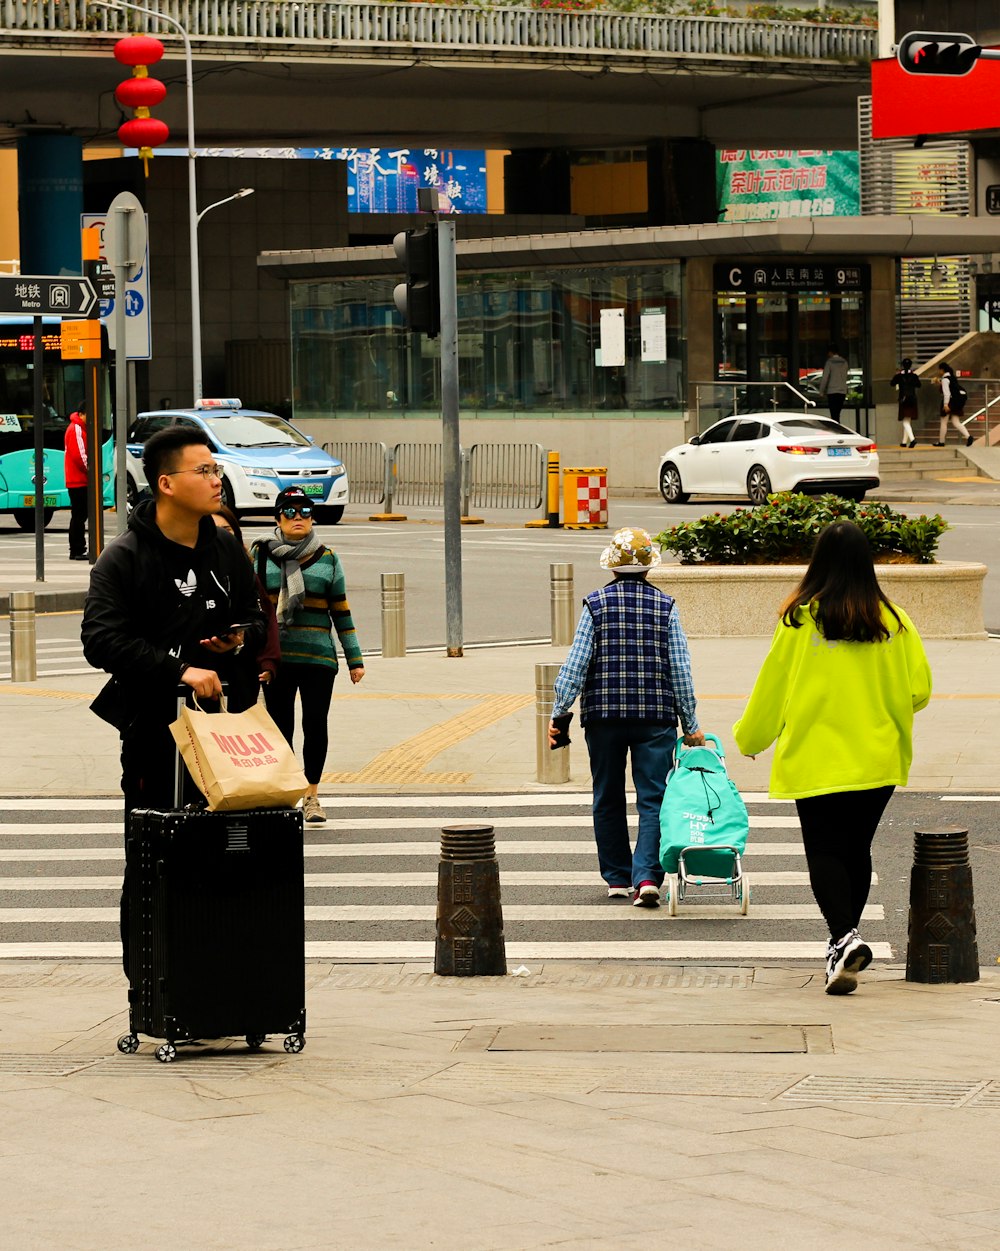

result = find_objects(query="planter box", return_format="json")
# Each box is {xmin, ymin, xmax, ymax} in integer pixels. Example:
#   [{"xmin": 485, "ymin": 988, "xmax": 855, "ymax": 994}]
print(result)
[{"xmin": 648, "ymin": 562, "xmax": 987, "ymax": 640}]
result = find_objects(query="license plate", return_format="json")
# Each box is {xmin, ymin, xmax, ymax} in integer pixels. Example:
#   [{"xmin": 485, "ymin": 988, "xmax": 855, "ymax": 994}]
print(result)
[
  {"xmin": 301, "ymin": 483, "xmax": 325, "ymax": 496},
  {"xmin": 24, "ymin": 495, "xmax": 58, "ymax": 506},
  {"xmin": 827, "ymin": 447, "xmax": 852, "ymax": 457}
]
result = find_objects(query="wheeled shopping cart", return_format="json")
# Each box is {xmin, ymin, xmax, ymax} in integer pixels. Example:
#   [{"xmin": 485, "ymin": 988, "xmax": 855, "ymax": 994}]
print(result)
[{"xmin": 659, "ymin": 733, "xmax": 750, "ymax": 917}]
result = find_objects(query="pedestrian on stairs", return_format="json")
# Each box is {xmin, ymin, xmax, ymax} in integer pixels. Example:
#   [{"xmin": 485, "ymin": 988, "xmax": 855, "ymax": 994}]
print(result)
[
  {"xmin": 890, "ymin": 358, "xmax": 920, "ymax": 448},
  {"xmin": 733, "ymin": 520, "xmax": 931, "ymax": 996},
  {"xmin": 934, "ymin": 362, "xmax": 973, "ymax": 447}
]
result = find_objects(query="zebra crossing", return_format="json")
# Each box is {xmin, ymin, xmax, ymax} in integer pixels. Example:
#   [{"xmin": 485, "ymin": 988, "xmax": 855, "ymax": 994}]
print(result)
[{"xmin": 0, "ymin": 791, "xmax": 893, "ymax": 963}]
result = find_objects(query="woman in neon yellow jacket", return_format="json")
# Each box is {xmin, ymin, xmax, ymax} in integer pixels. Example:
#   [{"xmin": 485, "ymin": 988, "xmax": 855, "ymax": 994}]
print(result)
[{"xmin": 733, "ymin": 520, "xmax": 932, "ymax": 996}]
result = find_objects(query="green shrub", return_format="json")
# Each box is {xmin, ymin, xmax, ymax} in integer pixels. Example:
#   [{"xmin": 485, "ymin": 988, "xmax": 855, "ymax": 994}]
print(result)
[{"xmin": 655, "ymin": 493, "xmax": 948, "ymax": 566}]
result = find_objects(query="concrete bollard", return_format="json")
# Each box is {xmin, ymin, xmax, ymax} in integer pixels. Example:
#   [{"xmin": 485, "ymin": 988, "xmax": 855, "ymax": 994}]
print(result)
[
  {"xmin": 380, "ymin": 572, "xmax": 406, "ymax": 657},
  {"xmin": 434, "ymin": 824, "xmax": 507, "ymax": 976},
  {"xmin": 535, "ymin": 662, "xmax": 569, "ymax": 784},
  {"xmin": 550, "ymin": 562, "xmax": 575, "ymax": 647},
  {"xmin": 905, "ymin": 826, "xmax": 979, "ymax": 984},
  {"xmin": 9, "ymin": 590, "xmax": 37, "ymax": 683}
]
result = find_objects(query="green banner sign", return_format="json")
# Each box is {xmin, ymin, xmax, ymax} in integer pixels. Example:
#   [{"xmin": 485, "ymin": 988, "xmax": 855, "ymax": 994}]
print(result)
[{"xmin": 717, "ymin": 149, "xmax": 860, "ymax": 224}]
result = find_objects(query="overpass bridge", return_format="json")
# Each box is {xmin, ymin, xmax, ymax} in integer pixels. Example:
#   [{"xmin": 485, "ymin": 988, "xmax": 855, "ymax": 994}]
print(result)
[{"xmin": 1, "ymin": 0, "xmax": 876, "ymax": 148}]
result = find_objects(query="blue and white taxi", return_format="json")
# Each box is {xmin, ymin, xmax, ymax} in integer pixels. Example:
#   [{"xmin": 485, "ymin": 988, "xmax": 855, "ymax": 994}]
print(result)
[{"xmin": 126, "ymin": 399, "xmax": 348, "ymax": 521}]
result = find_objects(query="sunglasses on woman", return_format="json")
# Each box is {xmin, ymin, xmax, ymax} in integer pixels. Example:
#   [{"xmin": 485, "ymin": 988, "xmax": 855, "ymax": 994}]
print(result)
[{"xmin": 280, "ymin": 504, "xmax": 313, "ymax": 519}]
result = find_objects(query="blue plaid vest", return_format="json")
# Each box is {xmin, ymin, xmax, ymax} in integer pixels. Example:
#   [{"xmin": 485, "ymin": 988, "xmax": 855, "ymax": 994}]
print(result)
[{"xmin": 580, "ymin": 579, "xmax": 676, "ymax": 725}]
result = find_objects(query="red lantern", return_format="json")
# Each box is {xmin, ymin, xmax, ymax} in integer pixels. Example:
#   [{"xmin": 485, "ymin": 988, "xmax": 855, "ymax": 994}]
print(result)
[
  {"xmin": 114, "ymin": 36, "xmax": 169, "ymax": 176},
  {"xmin": 118, "ymin": 117, "xmax": 170, "ymax": 149},
  {"xmin": 114, "ymin": 35, "xmax": 165, "ymax": 67},
  {"xmin": 115, "ymin": 77, "xmax": 167, "ymax": 109}
]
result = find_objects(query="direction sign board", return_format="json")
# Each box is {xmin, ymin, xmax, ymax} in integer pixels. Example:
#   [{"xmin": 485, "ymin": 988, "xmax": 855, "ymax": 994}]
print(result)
[
  {"xmin": 81, "ymin": 212, "xmax": 152, "ymax": 360},
  {"xmin": 0, "ymin": 275, "xmax": 98, "ymax": 318}
]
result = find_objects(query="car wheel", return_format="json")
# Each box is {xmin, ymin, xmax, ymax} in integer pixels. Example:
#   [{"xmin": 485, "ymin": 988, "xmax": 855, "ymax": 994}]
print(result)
[
  {"xmin": 747, "ymin": 465, "xmax": 772, "ymax": 505},
  {"xmin": 314, "ymin": 504, "xmax": 344, "ymax": 525},
  {"xmin": 659, "ymin": 463, "xmax": 690, "ymax": 505},
  {"xmin": 13, "ymin": 507, "xmax": 54, "ymax": 532}
]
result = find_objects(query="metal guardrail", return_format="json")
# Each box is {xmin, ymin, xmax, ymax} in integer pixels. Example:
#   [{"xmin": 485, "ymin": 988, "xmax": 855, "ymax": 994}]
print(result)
[
  {"xmin": 323, "ymin": 440, "xmax": 386, "ymax": 505},
  {"xmin": 326, "ymin": 439, "xmax": 544, "ymax": 511},
  {"xmin": 466, "ymin": 443, "xmax": 544, "ymax": 510},
  {"xmin": 393, "ymin": 442, "xmax": 445, "ymax": 508},
  {"xmin": 2, "ymin": 0, "xmax": 876, "ymax": 64},
  {"xmin": 956, "ymin": 379, "xmax": 1000, "ymax": 445},
  {"xmin": 692, "ymin": 380, "xmax": 818, "ymax": 432}
]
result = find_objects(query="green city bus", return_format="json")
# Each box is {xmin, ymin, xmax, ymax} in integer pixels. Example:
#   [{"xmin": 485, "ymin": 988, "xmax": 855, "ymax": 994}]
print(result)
[{"xmin": 0, "ymin": 319, "xmax": 114, "ymax": 530}]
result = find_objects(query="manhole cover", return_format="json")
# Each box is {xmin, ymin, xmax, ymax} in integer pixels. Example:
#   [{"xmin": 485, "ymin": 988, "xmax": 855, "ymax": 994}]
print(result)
[{"xmin": 485, "ymin": 1024, "xmax": 824, "ymax": 1054}]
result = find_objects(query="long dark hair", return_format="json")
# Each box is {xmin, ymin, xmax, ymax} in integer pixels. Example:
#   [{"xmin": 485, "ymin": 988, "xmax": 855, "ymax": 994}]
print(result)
[{"xmin": 781, "ymin": 520, "xmax": 902, "ymax": 642}]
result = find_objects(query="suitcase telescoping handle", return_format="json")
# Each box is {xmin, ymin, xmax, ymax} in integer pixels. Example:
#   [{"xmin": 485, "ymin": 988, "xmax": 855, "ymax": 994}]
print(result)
[{"xmin": 174, "ymin": 681, "xmax": 228, "ymax": 808}]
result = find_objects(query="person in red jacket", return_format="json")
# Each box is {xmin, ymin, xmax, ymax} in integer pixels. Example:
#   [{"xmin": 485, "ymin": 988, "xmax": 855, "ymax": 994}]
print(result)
[{"xmin": 64, "ymin": 408, "xmax": 89, "ymax": 560}]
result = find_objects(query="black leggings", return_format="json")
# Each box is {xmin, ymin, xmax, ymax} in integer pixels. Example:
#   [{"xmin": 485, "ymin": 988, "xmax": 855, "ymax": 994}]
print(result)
[
  {"xmin": 264, "ymin": 663, "xmax": 336, "ymax": 784},
  {"xmin": 795, "ymin": 786, "xmax": 894, "ymax": 943}
]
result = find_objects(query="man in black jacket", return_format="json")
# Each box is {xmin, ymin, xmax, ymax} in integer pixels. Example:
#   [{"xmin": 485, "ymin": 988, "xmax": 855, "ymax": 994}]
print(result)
[{"xmin": 82, "ymin": 424, "xmax": 265, "ymax": 969}]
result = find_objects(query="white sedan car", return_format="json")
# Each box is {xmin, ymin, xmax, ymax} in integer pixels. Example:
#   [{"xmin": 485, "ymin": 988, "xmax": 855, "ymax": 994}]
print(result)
[{"xmin": 658, "ymin": 413, "xmax": 879, "ymax": 506}]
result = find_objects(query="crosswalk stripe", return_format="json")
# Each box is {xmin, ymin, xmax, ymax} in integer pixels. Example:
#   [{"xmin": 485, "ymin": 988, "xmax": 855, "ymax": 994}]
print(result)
[
  {"xmin": 0, "ymin": 903, "xmax": 885, "ymax": 923},
  {"xmin": 0, "ymin": 940, "xmax": 895, "ymax": 961},
  {"xmin": 0, "ymin": 868, "xmax": 875, "ymax": 887}
]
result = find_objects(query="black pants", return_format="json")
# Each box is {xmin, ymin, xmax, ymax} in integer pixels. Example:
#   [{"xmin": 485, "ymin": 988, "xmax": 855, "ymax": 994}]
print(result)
[
  {"xmin": 826, "ymin": 392, "xmax": 846, "ymax": 423},
  {"xmin": 264, "ymin": 662, "xmax": 336, "ymax": 784},
  {"xmin": 795, "ymin": 786, "xmax": 894, "ymax": 943},
  {"xmin": 68, "ymin": 485, "xmax": 88, "ymax": 557}
]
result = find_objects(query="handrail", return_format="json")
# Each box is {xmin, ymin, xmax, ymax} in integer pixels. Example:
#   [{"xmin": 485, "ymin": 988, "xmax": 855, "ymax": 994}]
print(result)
[
  {"xmin": 0, "ymin": 1, "xmax": 877, "ymax": 63},
  {"xmin": 692, "ymin": 379, "xmax": 818, "ymax": 412}
]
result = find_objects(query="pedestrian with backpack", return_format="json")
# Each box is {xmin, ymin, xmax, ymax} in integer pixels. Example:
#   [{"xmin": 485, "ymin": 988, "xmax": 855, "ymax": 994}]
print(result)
[
  {"xmin": 934, "ymin": 362, "xmax": 973, "ymax": 446},
  {"xmin": 733, "ymin": 520, "xmax": 931, "ymax": 995},
  {"xmin": 890, "ymin": 358, "xmax": 920, "ymax": 447}
]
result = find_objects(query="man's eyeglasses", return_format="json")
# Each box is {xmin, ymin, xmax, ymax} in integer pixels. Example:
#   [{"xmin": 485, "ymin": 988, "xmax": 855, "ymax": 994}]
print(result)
[
  {"xmin": 280, "ymin": 505, "xmax": 313, "ymax": 519},
  {"xmin": 166, "ymin": 463, "xmax": 224, "ymax": 480}
]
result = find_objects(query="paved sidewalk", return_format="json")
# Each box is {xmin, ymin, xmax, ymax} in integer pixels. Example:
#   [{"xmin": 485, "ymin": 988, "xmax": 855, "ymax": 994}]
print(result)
[{"xmin": 2, "ymin": 959, "xmax": 1000, "ymax": 1249}]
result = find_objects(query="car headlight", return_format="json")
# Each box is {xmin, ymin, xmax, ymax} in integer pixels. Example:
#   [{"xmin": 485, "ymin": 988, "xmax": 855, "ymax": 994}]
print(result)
[
  {"xmin": 329, "ymin": 464, "xmax": 345, "ymax": 479},
  {"xmin": 246, "ymin": 466, "xmax": 272, "ymax": 477}
]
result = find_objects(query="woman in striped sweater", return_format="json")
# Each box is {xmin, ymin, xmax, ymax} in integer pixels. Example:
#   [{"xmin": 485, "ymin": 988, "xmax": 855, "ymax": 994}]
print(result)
[{"xmin": 252, "ymin": 487, "xmax": 365, "ymax": 823}]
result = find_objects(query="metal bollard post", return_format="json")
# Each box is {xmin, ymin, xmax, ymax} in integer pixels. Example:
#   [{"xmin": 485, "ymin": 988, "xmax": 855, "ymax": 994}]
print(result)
[
  {"xmin": 9, "ymin": 590, "xmax": 37, "ymax": 683},
  {"xmin": 435, "ymin": 823, "xmax": 507, "ymax": 976},
  {"xmin": 535, "ymin": 662, "xmax": 569, "ymax": 784},
  {"xmin": 905, "ymin": 826, "xmax": 979, "ymax": 984},
  {"xmin": 380, "ymin": 572, "xmax": 406, "ymax": 658},
  {"xmin": 550, "ymin": 562, "xmax": 575, "ymax": 647}
]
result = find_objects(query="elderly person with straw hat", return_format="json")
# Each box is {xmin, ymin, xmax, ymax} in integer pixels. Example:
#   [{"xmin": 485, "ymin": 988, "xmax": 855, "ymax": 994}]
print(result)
[{"xmin": 548, "ymin": 527, "xmax": 704, "ymax": 908}]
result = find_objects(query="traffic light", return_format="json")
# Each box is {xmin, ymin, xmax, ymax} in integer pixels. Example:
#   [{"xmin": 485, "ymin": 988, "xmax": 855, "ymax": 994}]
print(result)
[
  {"xmin": 393, "ymin": 225, "xmax": 440, "ymax": 337},
  {"xmin": 897, "ymin": 30, "xmax": 981, "ymax": 76}
]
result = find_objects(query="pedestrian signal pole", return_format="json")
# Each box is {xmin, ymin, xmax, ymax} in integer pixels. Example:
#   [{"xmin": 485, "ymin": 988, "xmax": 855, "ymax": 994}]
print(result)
[{"xmin": 393, "ymin": 191, "xmax": 463, "ymax": 656}]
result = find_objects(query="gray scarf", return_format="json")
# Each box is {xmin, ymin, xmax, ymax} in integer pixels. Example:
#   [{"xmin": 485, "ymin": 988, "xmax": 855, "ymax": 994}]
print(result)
[{"xmin": 265, "ymin": 529, "xmax": 322, "ymax": 627}]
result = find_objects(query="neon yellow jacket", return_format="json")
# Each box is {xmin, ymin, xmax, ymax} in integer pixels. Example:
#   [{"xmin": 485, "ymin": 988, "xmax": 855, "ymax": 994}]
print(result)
[{"xmin": 732, "ymin": 602, "xmax": 932, "ymax": 800}]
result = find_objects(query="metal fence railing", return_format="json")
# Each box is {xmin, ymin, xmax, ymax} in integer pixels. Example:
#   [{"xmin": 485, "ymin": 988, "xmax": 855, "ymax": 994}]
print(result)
[
  {"xmin": 323, "ymin": 440, "xmax": 386, "ymax": 505},
  {"xmin": 393, "ymin": 442, "xmax": 445, "ymax": 509},
  {"xmin": 957, "ymin": 380, "xmax": 1000, "ymax": 445},
  {"xmin": 465, "ymin": 443, "xmax": 545, "ymax": 511},
  {"xmin": 2, "ymin": 0, "xmax": 876, "ymax": 65}
]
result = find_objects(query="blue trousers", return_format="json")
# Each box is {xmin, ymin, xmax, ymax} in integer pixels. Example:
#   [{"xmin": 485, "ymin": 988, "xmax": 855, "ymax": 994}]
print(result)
[{"xmin": 584, "ymin": 719, "xmax": 677, "ymax": 889}]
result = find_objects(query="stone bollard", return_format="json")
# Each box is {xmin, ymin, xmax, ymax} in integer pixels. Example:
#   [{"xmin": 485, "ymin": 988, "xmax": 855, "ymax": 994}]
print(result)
[
  {"xmin": 380, "ymin": 572, "xmax": 406, "ymax": 657},
  {"xmin": 10, "ymin": 590, "xmax": 37, "ymax": 682},
  {"xmin": 905, "ymin": 826, "xmax": 979, "ymax": 984},
  {"xmin": 434, "ymin": 824, "xmax": 507, "ymax": 976},
  {"xmin": 535, "ymin": 662, "xmax": 569, "ymax": 784},
  {"xmin": 550, "ymin": 562, "xmax": 575, "ymax": 647}
]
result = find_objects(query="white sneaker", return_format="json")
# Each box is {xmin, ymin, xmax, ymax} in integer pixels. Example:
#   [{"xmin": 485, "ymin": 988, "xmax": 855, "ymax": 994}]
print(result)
[
  {"xmin": 607, "ymin": 885, "xmax": 631, "ymax": 899},
  {"xmin": 825, "ymin": 929, "xmax": 873, "ymax": 995}
]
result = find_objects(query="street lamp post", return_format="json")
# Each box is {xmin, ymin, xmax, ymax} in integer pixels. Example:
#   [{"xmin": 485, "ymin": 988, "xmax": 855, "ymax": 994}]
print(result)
[
  {"xmin": 92, "ymin": 0, "xmax": 201, "ymax": 400},
  {"xmin": 197, "ymin": 187, "xmax": 254, "ymax": 228}
]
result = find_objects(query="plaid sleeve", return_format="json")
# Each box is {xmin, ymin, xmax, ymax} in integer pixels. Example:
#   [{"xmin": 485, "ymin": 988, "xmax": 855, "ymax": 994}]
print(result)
[
  {"xmin": 668, "ymin": 608, "xmax": 699, "ymax": 735},
  {"xmin": 551, "ymin": 610, "xmax": 594, "ymax": 718}
]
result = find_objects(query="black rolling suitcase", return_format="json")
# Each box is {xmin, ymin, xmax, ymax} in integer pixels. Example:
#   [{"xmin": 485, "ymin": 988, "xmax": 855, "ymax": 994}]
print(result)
[{"xmin": 117, "ymin": 693, "xmax": 306, "ymax": 1064}]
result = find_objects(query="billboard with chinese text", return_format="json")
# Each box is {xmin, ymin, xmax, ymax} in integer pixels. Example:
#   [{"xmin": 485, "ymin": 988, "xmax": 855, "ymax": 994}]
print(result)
[{"xmin": 716, "ymin": 149, "xmax": 860, "ymax": 223}]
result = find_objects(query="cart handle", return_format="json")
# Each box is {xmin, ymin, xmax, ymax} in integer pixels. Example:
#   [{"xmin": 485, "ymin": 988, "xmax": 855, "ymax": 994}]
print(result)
[{"xmin": 674, "ymin": 732, "xmax": 725, "ymax": 764}]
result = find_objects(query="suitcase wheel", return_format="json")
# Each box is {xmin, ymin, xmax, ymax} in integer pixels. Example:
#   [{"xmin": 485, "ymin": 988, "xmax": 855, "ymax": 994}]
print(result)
[
  {"xmin": 283, "ymin": 1033, "xmax": 306, "ymax": 1054},
  {"xmin": 155, "ymin": 1043, "xmax": 178, "ymax": 1064},
  {"xmin": 117, "ymin": 1033, "xmax": 140, "ymax": 1055},
  {"xmin": 246, "ymin": 1034, "xmax": 267, "ymax": 1051}
]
